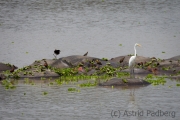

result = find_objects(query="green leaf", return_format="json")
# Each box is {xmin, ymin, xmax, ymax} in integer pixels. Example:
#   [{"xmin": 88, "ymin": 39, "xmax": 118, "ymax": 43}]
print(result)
[{"xmin": 43, "ymin": 91, "xmax": 48, "ymax": 95}]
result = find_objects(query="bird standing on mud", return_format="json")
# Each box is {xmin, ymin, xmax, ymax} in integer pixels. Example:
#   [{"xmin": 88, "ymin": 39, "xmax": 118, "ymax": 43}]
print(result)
[
  {"xmin": 119, "ymin": 57, "xmax": 125, "ymax": 63},
  {"xmin": 83, "ymin": 51, "xmax": 88, "ymax": 56},
  {"xmin": 43, "ymin": 60, "xmax": 48, "ymax": 69},
  {"xmin": 10, "ymin": 65, "xmax": 17, "ymax": 73},
  {"xmin": 53, "ymin": 49, "xmax": 60, "ymax": 59},
  {"xmin": 129, "ymin": 43, "xmax": 141, "ymax": 78}
]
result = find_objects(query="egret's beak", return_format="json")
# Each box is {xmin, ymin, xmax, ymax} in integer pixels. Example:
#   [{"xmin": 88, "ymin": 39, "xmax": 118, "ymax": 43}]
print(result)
[{"xmin": 137, "ymin": 44, "xmax": 141, "ymax": 47}]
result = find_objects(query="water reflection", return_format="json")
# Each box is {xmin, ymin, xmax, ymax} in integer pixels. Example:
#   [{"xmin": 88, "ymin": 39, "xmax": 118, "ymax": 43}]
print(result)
[{"xmin": 0, "ymin": 79, "xmax": 180, "ymax": 119}]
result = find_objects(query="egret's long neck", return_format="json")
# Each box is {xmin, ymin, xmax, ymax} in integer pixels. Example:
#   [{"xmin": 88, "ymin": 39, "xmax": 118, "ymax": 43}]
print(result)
[{"xmin": 134, "ymin": 45, "xmax": 137, "ymax": 56}]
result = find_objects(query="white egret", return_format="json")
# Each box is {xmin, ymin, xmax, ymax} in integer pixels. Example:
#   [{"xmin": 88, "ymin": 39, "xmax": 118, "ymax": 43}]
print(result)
[{"xmin": 129, "ymin": 43, "xmax": 141, "ymax": 78}]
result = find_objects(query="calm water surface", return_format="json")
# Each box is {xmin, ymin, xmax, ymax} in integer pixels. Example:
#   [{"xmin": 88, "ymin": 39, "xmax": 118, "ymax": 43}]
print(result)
[
  {"xmin": 0, "ymin": 79, "xmax": 180, "ymax": 120},
  {"xmin": 0, "ymin": 0, "xmax": 180, "ymax": 119},
  {"xmin": 0, "ymin": 0, "xmax": 180, "ymax": 68}
]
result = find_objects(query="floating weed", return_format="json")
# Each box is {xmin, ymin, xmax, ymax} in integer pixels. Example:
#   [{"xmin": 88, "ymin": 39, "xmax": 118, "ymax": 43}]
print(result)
[
  {"xmin": 43, "ymin": 91, "xmax": 48, "ymax": 95},
  {"xmin": 176, "ymin": 84, "xmax": 180, "ymax": 86},
  {"xmin": 55, "ymin": 79, "xmax": 63, "ymax": 85},
  {"xmin": 68, "ymin": 88, "xmax": 79, "ymax": 92},
  {"xmin": 24, "ymin": 78, "xmax": 29, "ymax": 84},
  {"xmin": 112, "ymin": 86, "xmax": 114, "ymax": 89},
  {"xmin": 53, "ymin": 68, "xmax": 78, "ymax": 76},
  {"xmin": 102, "ymin": 58, "xmax": 108, "ymax": 61},
  {"xmin": 145, "ymin": 74, "xmax": 167, "ymax": 86},
  {"xmin": 122, "ymin": 78, "xmax": 128, "ymax": 83},
  {"xmin": 99, "ymin": 65, "xmax": 117, "ymax": 76},
  {"xmin": 162, "ymin": 51, "xmax": 165, "ymax": 53},
  {"xmin": 24, "ymin": 93, "xmax": 26, "ymax": 95},
  {"xmin": 145, "ymin": 74, "xmax": 154, "ymax": 79},
  {"xmin": 49, "ymin": 82, "xmax": 54, "ymax": 85},
  {"xmin": 116, "ymin": 72, "xmax": 129, "ymax": 78},
  {"xmin": 12, "ymin": 42, "xmax": 14, "ymax": 44},
  {"xmin": 1, "ymin": 79, "xmax": 16, "ymax": 89},
  {"xmin": 119, "ymin": 44, "xmax": 122, "ymax": 46},
  {"xmin": 79, "ymin": 81, "xmax": 97, "ymax": 87},
  {"xmin": 162, "ymin": 67, "xmax": 170, "ymax": 71},
  {"xmin": 26, "ymin": 52, "xmax": 28, "ymax": 54}
]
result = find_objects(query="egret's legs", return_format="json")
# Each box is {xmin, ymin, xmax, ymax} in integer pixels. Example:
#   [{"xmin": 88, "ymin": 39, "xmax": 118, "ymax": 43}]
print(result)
[{"xmin": 130, "ymin": 67, "xmax": 135, "ymax": 78}]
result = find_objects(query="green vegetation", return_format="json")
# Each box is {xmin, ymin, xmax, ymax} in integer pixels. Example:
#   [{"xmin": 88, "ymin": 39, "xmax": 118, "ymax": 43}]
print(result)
[
  {"xmin": 145, "ymin": 74, "xmax": 167, "ymax": 85},
  {"xmin": 1, "ymin": 79, "xmax": 16, "ymax": 89},
  {"xmin": 102, "ymin": 58, "xmax": 108, "ymax": 61},
  {"xmin": 2, "ymin": 56, "xmax": 180, "ymax": 92},
  {"xmin": 43, "ymin": 91, "xmax": 48, "ymax": 95},
  {"xmin": 68, "ymin": 88, "xmax": 79, "ymax": 92},
  {"xmin": 53, "ymin": 68, "xmax": 78, "ymax": 76},
  {"xmin": 122, "ymin": 78, "xmax": 128, "ymax": 83},
  {"xmin": 79, "ymin": 81, "xmax": 97, "ymax": 87}
]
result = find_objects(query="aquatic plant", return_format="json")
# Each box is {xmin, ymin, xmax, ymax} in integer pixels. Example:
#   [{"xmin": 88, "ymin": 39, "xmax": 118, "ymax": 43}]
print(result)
[
  {"xmin": 68, "ymin": 88, "xmax": 79, "ymax": 92},
  {"xmin": 162, "ymin": 67, "xmax": 170, "ymax": 71},
  {"xmin": 102, "ymin": 58, "xmax": 108, "ymax": 61},
  {"xmin": 122, "ymin": 78, "xmax": 128, "ymax": 83},
  {"xmin": 79, "ymin": 81, "xmax": 97, "ymax": 87},
  {"xmin": 53, "ymin": 68, "xmax": 78, "ymax": 76},
  {"xmin": 43, "ymin": 91, "xmax": 48, "ymax": 95},
  {"xmin": 116, "ymin": 72, "xmax": 129, "ymax": 78},
  {"xmin": 99, "ymin": 65, "xmax": 117, "ymax": 76},
  {"xmin": 1, "ymin": 79, "xmax": 16, "ymax": 89},
  {"xmin": 145, "ymin": 74, "xmax": 167, "ymax": 85}
]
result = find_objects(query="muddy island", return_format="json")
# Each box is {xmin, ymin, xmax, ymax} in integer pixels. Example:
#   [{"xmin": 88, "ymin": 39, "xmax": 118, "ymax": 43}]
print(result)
[{"xmin": 1, "ymin": 55, "xmax": 180, "ymax": 86}]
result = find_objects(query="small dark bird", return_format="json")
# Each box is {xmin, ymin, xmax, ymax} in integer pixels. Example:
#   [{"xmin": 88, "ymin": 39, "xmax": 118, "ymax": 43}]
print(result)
[
  {"xmin": 53, "ymin": 49, "xmax": 60, "ymax": 59},
  {"xmin": 119, "ymin": 57, "xmax": 125, "ymax": 63},
  {"xmin": 152, "ymin": 68, "xmax": 158, "ymax": 75},
  {"xmin": 137, "ymin": 62, "xmax": 143, "ymax": 66},
  {"xmin": 10, "ymin": 65, "xmax": 16, "ymax": 73},
  {"xmin": 156, "ymin": 62, "xmax": 160, "ymax": 66},
  {"xmin": 43, "ymin": 60, "xmax": 48, "ymax": 68},
  {"xmin": 169, "ymin": 60, "xmax": 172, "ymax": 64},
  {"xmin": 83, "ymin": 51, "xmax": 88, "ymax": 56}
]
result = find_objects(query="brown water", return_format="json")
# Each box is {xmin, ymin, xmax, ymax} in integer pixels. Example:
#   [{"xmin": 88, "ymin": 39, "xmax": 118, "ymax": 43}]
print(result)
[
  {"xmin": 0, "ymin": 0, "xmax": 180, "ymax": 119},
  {"xmin": 0, "ymin": 79, "xmax": 180, "ymax": 120}
]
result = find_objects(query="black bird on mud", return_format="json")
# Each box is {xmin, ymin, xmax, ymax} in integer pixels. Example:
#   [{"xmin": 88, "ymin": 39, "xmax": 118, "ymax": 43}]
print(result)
[
  {"xmin": 83, "ymin": 51, "xmax": 88, "ymax": 56},
  {"xmin": 43, "ymin": 60, "xmax": 48, "ymax": 68},
  {"xmin": 10, "ymin": 65, "xmax": 17, "ymax": 73},
  {"xmin": 119, "ymin": 57, "xmax": 125, "ymax": 63},
  {"xmin": 53, "ymin": 49, "xmax": 60, "ymax": 59}
]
